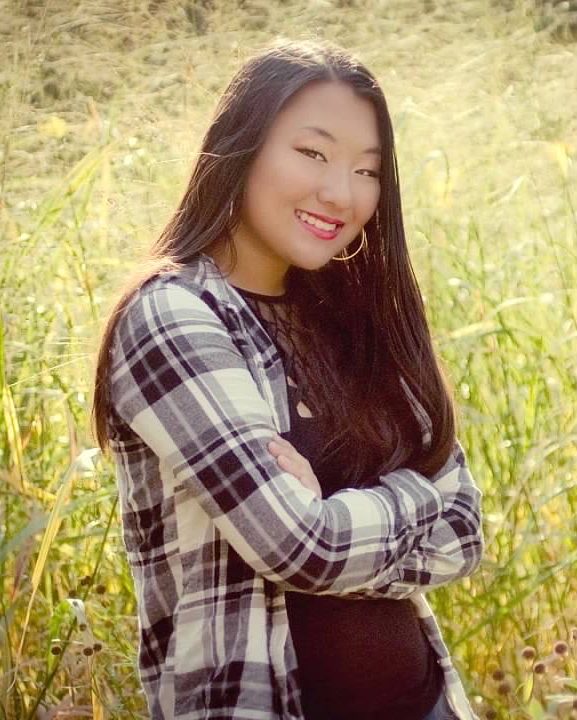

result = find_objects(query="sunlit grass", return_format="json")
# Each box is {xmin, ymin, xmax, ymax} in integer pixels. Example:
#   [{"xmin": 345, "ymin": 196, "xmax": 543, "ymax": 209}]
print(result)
[{"xmin": 1, "ymin": 1, "xmax": 576, "ymax": 718}]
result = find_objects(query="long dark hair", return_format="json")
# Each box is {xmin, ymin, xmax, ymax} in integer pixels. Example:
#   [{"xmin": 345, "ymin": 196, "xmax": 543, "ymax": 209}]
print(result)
[{"xmin": 93, "ymin": 40, "xmax": 455, "ymax": 482}]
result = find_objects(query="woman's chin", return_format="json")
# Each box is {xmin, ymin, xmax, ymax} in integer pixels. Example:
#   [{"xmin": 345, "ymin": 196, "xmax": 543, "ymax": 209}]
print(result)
[{"xmin": 289, "ymin": 251, "xmax": 338, "ymax": 272}]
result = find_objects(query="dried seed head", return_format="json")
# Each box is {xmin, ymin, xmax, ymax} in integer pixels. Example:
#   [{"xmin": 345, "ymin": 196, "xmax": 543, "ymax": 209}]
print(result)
[
  {"xmin": 491, "ymin": 668, "xmax": 505, "ymax": 682},
  {"xmin": 497, "ymin": 680, "xmax": 512, "ymax": 695},
  {"xmin": 80, "ymin": 576, "xmax": 91, "ymax": 587},
  {"xmin": 93, "ymin": 642, "xmax": 103, "ymax": 652},
  {"xmin": 554, "ymin": 640, "xmax": 569, "ymax": 656},
  {"xmin": 82, "ymin": 647, "xmax": 94, "ymax": 656},
  {"xmin": 95, "ymin": 584, "xmax": 106, "ymax": 594},
  {"xmin": 50, "ymin": 645, "xmax": 62, "ymax": 655},
  {"xmin": 533, "ymin": 660, "xmax": 547, "ymax": 674},
  {"xmin": 521, "ymin": 645, "xmax": 536, "ymax": 661},
  {"xmin": 78, "ymin": 623, "xmax": 87, "ymax": 632},
  {"xmin": 485, "ymin": 709, "xmax": 497, "ymax": 720}
]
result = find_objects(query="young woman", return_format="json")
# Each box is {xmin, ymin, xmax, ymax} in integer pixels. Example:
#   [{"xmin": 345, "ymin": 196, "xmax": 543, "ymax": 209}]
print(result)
[{"xmin": 93, "ymin": 41, "xmax": 483, "ymax": 720}]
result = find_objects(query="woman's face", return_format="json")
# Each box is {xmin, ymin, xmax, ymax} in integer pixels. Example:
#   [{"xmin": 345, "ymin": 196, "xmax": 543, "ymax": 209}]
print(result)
[{"xmin": 230, "ymin": 80, "xmax": 382, "ymax": 294}]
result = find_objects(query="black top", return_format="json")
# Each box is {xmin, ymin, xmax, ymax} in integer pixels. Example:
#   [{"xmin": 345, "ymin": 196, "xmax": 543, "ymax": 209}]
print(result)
[{"xmin": 235, "ymin": 285, "xmax": 444, "ymax": 720}]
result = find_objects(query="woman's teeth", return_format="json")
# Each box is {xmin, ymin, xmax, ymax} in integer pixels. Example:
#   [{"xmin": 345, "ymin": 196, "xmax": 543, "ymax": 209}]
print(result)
[{"xmin": 296, "ymin": 210, "xmax": 338, "ymax": 232}]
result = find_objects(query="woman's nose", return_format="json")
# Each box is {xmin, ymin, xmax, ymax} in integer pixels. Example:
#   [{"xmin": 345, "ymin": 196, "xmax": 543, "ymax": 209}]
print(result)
[{"xmin": 317, "ymin": 170, "xmax": 353, "ymax": 211}]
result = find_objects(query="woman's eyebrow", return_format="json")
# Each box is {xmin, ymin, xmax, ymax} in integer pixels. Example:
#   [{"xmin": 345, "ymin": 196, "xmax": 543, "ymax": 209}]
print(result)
[{"xmin": 300, "ymin": 125, "xmax": 381, "ymax": 155}]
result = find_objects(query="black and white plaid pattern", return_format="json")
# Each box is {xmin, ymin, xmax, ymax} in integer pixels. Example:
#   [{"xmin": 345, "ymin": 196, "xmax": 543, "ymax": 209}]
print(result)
[{"xmin": 108, "ymin": 255, "xmax": 483, "ymax": 720}]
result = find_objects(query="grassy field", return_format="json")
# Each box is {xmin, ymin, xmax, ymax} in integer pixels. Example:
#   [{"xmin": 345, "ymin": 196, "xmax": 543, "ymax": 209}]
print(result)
[{"xmin": 1, "ymin": 0, "xmax": 576, "ymax": 718}]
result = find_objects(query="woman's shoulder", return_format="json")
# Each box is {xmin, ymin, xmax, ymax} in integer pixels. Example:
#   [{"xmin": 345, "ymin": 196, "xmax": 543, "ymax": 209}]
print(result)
[
  {"xmin": 116, "ymin": 255, "xmax": 243, "ymax": 341},
  {"xmin": 127, "ymin": 255, "xmax": 235, "ymax": 310}
]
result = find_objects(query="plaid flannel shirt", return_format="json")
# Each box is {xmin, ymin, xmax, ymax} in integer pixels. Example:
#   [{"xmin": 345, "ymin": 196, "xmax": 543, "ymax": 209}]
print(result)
[{"xmin": 108, "ymin": 255, "xmax": 483, "ymax": 720}]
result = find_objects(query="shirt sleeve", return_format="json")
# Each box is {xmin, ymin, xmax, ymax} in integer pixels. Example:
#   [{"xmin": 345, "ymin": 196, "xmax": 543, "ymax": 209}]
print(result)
[
  {"xmin": 110, "ymin": 278, "xmax": 446, "ymax": 595},
  {"xmin": 329, "ymin": 443, "xmax": 484, "ymax": 600}
]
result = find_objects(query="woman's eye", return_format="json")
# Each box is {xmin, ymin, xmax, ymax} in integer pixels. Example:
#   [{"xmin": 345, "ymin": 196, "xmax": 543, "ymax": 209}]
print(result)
[
  {"xmin": 297, "ymin": 147, "xmax": 326, "ymax": 161},
  {"xmin": 357, "ymin": 169, "xmax": 380, "ymax": 179}
]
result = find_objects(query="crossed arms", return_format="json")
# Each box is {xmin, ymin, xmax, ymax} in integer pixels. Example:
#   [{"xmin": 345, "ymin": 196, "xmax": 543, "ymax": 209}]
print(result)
[{"xmin": 110, "ymin": 276, "xmax": 483, "ymax": 599}]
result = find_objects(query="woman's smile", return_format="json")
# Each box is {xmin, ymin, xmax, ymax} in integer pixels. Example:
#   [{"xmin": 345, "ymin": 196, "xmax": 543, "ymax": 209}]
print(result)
[{"xmin": 294, "ymin": 209, "xmax": 344, "ymax": 241}]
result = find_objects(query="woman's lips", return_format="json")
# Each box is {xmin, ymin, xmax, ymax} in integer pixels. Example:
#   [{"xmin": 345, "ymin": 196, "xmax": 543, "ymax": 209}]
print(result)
[{"xmin": 294, "ymin": 211, "xmax": 343, "ymax": 241}]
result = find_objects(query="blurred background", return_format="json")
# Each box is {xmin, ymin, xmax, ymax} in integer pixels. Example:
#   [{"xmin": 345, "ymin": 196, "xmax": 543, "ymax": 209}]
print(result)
[{"xmin": 1, "ymin": 1, "xmax": 576, "ymax": 718}]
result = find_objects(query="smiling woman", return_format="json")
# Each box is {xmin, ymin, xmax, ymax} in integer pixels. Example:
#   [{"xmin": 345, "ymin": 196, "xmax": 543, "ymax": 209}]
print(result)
[
  {"xmin": 92, "ymin": 40, "xmax": 483, "ymax": 720},
  {"xmin": 216, "ymin": 82, "xmax": 382, "ymax": 291}
]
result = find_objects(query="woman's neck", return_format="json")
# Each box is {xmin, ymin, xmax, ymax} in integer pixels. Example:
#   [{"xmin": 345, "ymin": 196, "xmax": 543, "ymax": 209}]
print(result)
[{"xmin": 207, "ymin": 240, "xmax": 288, "ymax": 297}]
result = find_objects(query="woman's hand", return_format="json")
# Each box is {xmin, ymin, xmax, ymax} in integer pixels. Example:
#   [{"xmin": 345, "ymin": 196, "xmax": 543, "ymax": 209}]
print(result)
[{"xmin": 268, "ymin": 435, "xmax": 322, "ymax": 499}]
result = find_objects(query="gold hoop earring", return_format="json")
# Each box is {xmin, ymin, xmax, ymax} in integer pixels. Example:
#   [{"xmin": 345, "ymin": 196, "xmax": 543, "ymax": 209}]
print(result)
[{"xmin": 333, "ymin": 228, "xmax": 367, "ymax": 262}]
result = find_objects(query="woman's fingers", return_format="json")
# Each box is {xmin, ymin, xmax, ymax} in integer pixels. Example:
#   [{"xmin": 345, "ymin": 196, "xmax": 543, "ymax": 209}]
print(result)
[
  {"xmin": 269, "ymin": 435, "xmax": 292, "ymax": 454},
  {"xmin": 268, "ymin": 436, "xmax": 322, "ymax": 499},
  {"xmin": 267, "ymin": 440, "xmax": 283, "ymax": 456},
  {"xmin": 276, "ymin": 454, "xmax": 296, "ymax": 473},
  {"xmin": 268, "ymin": 439, "xmax": 298, "ymax": 463},
  {"xmin": 270, "ymin": 446, "xmax": 303, "ymax": 475},
  {"xmin": 268, "ymin": 440, "xmax": 306, "ymax": 473}
]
